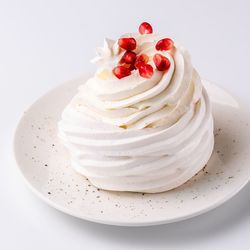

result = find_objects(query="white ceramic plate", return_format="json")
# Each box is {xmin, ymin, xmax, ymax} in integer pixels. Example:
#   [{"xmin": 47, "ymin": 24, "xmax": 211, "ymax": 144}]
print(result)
[{"xmin": 14, "ymin": 76, "xmax": 250, "ymax": 226}]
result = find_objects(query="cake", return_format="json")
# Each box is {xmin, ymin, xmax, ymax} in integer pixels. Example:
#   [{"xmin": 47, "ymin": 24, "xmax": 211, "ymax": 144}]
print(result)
[{"xmin": 58, "ymin": 22, "xmax": 214, "ymax": 193}]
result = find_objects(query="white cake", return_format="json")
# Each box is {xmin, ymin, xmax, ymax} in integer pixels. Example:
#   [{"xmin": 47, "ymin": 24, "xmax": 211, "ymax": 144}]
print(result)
[{"xmin": 58, "ymin": 22, "xmax": 214, "ymax": 193}]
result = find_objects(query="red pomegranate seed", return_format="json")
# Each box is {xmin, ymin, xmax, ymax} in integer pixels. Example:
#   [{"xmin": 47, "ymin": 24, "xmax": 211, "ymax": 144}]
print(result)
[
  {"xmin": 134, "ymin": 54, "xmax": 149, "ymax": 69},
  {"xmin": 113, "ymin": 66, "xmax": 131, "ymax": 79},
  {"xmin": 138, "ymin": 64, "xmax": 154, "ymax": 78},
  {"xmin": 139, "ymin": 22, "xmax": 153, "ymax": 34},
  {"xmin": 120, "ymin": 51, "xmax": 137, "ymax": 64},
  {"xmin": 155, "ymin": 38, "xmax": 174, "ymax": 51},
  {"xmin": 118, "ymin": 38, "xmax": 136, "ymax": 51},
  {"xmin": 121, "ymin": 63, "xmax": 136, "ymax": 71},
  {"xmin": 153, "ymin": 54, "xmax": 171, "ymax": 71}
]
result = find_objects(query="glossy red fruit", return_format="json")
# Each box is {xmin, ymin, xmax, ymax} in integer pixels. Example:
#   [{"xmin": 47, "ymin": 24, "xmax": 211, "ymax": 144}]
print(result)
[
  {"xmin": 134, "ymin": 54, "xmax": 149, "ymax": 69},
  {"xmin": 155, "ymin": 38, "xmax": 174, "ymax": 51},
  {"xmin": 153, "ymin": 53, "xmax": 171, "ymax": 71},
  {"xmin": 120, "ymin": 51, "xmax": 137, "ymax": 64},
  {"xmin": 118, "ymin": 38, "xmax": 136, "ymax": 50},
  {"xmin": 139, "ymin": 22, "xmax": 153, "ymax": 34},
  {"xmin": 113, "ymin": 66, "xmax": 131, "ymax": 79},
  {"xmin": 138, "ymin": 64, "xmax": 154, "ymax": 78},
  {"xmin": 121, "ymin": 63, "xmax": 136, "ymax": 71}
]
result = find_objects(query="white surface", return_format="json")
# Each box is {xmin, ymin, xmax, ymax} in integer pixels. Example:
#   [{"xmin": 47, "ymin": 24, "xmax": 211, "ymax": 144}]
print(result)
[
  {"xmin": 1, "ymin": 0, "xmax": 250, "ymax": 249},
  {"xmin": 13, "ymin": 78, "xmax": 250, "ymax": 226}
]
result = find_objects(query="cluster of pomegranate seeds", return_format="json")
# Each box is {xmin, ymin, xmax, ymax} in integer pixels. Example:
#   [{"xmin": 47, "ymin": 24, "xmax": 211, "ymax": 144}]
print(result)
[{"xmin": 112, "ymin": 22, "xmax": 173, "ymax": 79}]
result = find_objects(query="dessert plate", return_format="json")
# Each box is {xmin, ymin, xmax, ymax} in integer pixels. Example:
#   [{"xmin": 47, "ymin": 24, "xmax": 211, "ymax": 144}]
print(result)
[{"xmin": 14, "ymin": 76, "xmax": 250, "ymax": 226}]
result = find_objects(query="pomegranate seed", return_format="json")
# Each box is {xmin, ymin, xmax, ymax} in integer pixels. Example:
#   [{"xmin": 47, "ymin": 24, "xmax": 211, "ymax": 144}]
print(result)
[
  {"xmin": 120, "ymin": 51, "xmax": 137, "ymax": 64},
  {"xmin": 134, "ymin": 54, "xmax": 149, "ymax": 69},
  {"xmin": 113, "ymin": 66, "xmax": 131, "ymax": 79},
  {"xmin": 139, "ymin": 22, "xmax": 153, "ymax": 34},
  {"xmin": 153, "ymin": 54, "xmax": 171, "ymax": 71},
  {"xmin": 121, "ymin": 63, "xmax": 136, "ymax": 71},
  {"xmin": 138, "ymin": 64, "xmax": 154, "ymax": 79},
  {"xmin": 118, "ymin": 38, "xmax": 136, "ymax": 51},
  {"xmin": 155, "ymin": 38, "xmax": 174, "ymax": 51}
]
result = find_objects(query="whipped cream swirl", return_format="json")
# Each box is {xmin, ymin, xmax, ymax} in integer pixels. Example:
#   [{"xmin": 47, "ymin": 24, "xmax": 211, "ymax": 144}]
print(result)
[{"xmin": 58, "ymin": 33, "xmax": 214, "ymax": 193}]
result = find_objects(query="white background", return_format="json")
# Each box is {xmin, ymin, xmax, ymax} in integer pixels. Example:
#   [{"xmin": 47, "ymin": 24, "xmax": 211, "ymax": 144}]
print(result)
[{"xmin": 1, "ymin": 0, "xmax": 250, "ymax": 249}]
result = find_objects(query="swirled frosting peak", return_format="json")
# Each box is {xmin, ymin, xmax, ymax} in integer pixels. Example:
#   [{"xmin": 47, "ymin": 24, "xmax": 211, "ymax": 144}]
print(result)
[{"xmin": 58, "ymin": 22, "xmax": 214, "ymax": 193}]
